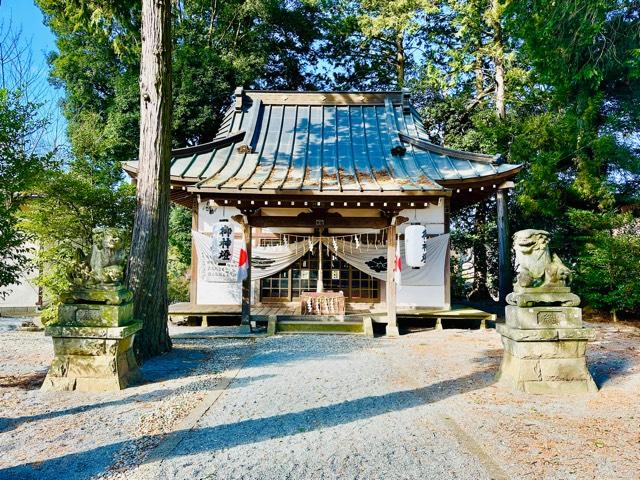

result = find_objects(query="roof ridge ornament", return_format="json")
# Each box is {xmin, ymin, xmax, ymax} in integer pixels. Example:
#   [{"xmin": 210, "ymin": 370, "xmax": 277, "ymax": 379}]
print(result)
[
  {"xmin": 234, "ymin": 86, "xmax": 244, "ymax": 112},
  {"xmin": 384, "ymin": 96, "xmax": 407, "ymax": 156},
  {"xmin": 402, "ymin": 88, "xmax": 411, "ymax": 113}
]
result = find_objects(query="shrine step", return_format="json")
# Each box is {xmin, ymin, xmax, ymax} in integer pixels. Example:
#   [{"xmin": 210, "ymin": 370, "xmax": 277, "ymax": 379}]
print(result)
[{"xmin": 275, "ymin": 319, "xmax": 364, "ymax": 335}]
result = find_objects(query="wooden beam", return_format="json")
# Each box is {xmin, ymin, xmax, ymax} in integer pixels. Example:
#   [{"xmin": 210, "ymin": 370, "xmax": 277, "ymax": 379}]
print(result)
[
  {"xmin": 496, "ymin": 187, "xmax": 512, "ymax": 305},
  {"xmin": 189, "ymin": 198, "xmax": 199, "ymax": 305},
  {"xmin": 245, "ymin": 91, "xmax": 403, "ymax": 106},
  {"xmin": 240, "ymin": 220, "xmax": 252, "ymax": 333},
  {"xmin": 443, "ymin": 197, "xmax": 451, "ymax": 309},
  {"xmin": 247, "ymin": 215, "xmax": 390, "ymax": 229},
  {"xmin": 386, "ymin": 223, "xmax": 399, "ymax": 337}
]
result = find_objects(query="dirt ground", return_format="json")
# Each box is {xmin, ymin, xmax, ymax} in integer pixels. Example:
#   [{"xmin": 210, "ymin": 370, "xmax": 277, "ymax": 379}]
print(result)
[{"xmin": 0, "ymin": 320, "xmax": 639, "ymax": 479}]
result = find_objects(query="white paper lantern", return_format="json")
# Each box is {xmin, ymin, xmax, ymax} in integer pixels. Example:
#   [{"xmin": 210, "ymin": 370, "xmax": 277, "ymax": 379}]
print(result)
[
  {"xmin": 405, "ymin": 224, "xmax": 427, "ymax": 268},
  {"xmin": 212, "ymin": 220, "xmax": 235, "ymax": 264}
]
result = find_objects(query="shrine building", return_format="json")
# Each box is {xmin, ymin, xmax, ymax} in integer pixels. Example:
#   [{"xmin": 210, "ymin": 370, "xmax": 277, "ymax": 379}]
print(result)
[{"xmin": 123, "ymin": 88, "xmax": 521, "ymax": 335}]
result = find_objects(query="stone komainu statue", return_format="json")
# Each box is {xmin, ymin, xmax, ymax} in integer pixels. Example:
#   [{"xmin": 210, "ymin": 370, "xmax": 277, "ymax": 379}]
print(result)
[
  {"xmin": 512, "ymin": 229, "xmax": 571, "ymax": 290},
  {"xmin": 65, "ymin": 227, "xmax": 131, "ymax": 304},
  {"xmin": 87, "ymin": 227, "xmax": 126, "ymax": 285},
  {"xmin": 507, "ymin": 229, "xmax": 579, "ymax": 307}
]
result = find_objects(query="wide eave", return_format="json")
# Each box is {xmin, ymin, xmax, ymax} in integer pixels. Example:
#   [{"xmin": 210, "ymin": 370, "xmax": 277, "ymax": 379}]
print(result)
[{"xmin": 123, "ymin": 89, "xmax": 521, "ymax": 207}]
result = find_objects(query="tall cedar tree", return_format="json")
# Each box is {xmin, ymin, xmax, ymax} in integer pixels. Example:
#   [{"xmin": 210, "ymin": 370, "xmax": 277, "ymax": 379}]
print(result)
[{"xmin": 127, "ymin": 0, "xmax": 172, "ymax": 359}]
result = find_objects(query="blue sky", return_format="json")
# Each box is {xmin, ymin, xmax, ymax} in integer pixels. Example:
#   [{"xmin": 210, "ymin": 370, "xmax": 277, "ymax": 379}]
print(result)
[
  {"xmin": 1, "ymin": 0, "xmax": 57, "ymax": 67},
  {"xmin": 1, "ymin": 0, "xmax": 66, "ymax": 144}
]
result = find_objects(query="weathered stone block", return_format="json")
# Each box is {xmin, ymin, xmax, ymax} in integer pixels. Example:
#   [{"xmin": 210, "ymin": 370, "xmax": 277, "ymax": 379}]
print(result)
[
  {"xmin": 53, "ymin": 337, "xmax": 106, "ymax": 356},
  {"xmin": 58, "ymin": 302, "xmax": 134, "ymax": 327},
  {"xmin": 42, "ymin": 317, "xmax": 141, "ymax": 392},
  {"xmin": 506, "ymin": 290, "xmax": 581, "ymax": 307},
  {"xmin": 65, "ymin": 355, "xmax": 117, "ymax": 377},
  {"xmin": 539, "ymin": 357, "xmax": 592, "ymax": 381},
  {"xmin": 505, "ymin": 305, "xmax": 582, "ymax": 330},
  {"xmin": 41, "ymin": 377, "xmax": 76, "ymax": 391},
  {"xmin": 73, "ymin": 377, "xmax": 123, "ymax": 392},
  {"xmin": 502, "ymin": 337, "xmax": 587, "ymax": 359},
  {"xmin": 497, "ymin": 326, "xmax": 597, "ymax": 394},
  {"xmin": 523, "ymin": 379, "xmax": 597, "ymax": 395},
  {"xmin": 559, "ymin": 328, "xmax": 596, "ymax": 341},
  {"xmin": 45, "ymin": 322, "xmax": 142, "ymax": 340},
  {"xmin": 60, "ymin": 285, "xmax": 133, "ymax": 305},
  {"xmin": 498, "ymin": 350, "xmax": 542, "ymax": 382}
]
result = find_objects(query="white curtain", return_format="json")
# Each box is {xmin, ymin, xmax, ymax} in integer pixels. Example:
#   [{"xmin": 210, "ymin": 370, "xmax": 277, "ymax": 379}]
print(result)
[
  {"xmin": 192, "ymin": 231, "xmax": 318, "ymax": 283},
  {"xmin": 322, "ymin": 233, "xmax": 449, "ymax": 286}
]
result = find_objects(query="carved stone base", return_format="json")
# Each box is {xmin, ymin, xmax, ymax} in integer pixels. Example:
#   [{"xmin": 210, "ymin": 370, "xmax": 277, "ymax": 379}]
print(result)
[
  {"xmin": 496, "ymin": 306, "xmax": 597, "ymax": 395},
  {"xmin": 507, "ymin": 287, "xmax": 580, "ymax": 307},
  {"xmin": 60, "ymin": 285, "xmax": 133, "ymax": 305},
  {"xmin": 42, "ymin": 300, "xmax": 141, "ymax": 392}
]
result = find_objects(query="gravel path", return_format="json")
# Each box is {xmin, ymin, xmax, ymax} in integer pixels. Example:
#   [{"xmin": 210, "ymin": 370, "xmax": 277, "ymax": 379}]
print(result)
[
  {"xmin": 0, "ymin": 324, "xmax": 255, "ymax": 480},
  {"xmin": 1, "ymin": 321, "xmax": 639, "ymax": 479}
]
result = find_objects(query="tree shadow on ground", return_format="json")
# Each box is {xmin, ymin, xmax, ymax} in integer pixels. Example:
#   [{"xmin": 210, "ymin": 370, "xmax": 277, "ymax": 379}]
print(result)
[
  {"xmin": 588, "ymin": 351, "xmax": 634, "ymax": 388},
  {"xmin": 0, "ymin": 386, "xmax": 178, "ymax": 434},
  {"xmin": 0, "ymin": 366, "xmax": 495, "ymax": 480},
  {"xmin": 0, "ymin": 340, "xmax": 254, "ymax": 434},
  {"xmin": 0, "ymin": 370, "xmax": 47, "ymax": 390}
]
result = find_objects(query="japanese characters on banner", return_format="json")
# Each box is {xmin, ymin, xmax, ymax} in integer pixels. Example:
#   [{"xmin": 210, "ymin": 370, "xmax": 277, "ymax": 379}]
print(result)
[
  {"xmin": 404, "ymin": 224, "xmax": 428, "ymax": 268},
  {"xmin": 212, "ymin": 220, "xmax": 234, "ymax": 263}
]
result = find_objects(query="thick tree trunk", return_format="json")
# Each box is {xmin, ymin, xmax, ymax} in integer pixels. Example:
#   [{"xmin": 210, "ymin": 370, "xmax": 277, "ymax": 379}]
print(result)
[
  {"xmin": 494, "ymin": 56, "xmax": 505, "ymax": 119},
  {"xmin": 490, "ymin": 0, "xmax": 506, "ymax": 120},
  {"xmin": 395, "ymin": 33, "xmax": 405, "ymax": 88},
  {"xmin": 127, "ymin": 0, "xmax": 173, "ymax": 360}
]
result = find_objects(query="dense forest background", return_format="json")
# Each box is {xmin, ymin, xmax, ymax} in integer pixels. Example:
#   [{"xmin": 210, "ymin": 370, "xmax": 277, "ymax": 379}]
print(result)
[{"xmin": 2, "ymin": 0, "xmax": 639, "ymax": 319}]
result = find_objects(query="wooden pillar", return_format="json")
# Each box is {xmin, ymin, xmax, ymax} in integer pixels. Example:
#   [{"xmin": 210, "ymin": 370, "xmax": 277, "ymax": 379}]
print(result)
[
  {"xmin": 386, "ymin": 223, "xmax": 399, "ymax": 337},
  {"xmin": 496, "ymin": 184, "xmax": 513, "ymax": 305},
  {"xmin": 189, "ymin": 197, "xmax": 199, "ymax": 304},
  {"xmin": 240, "ymin": 221, "xmax": 252, "ymax": 333},
  {"xmin": 316, "ymin": 231, "xmax": 324, "ymax": 293},
  {"xmin": 443, "ymin": 197, "xmax": 451, "ymax": 310}
]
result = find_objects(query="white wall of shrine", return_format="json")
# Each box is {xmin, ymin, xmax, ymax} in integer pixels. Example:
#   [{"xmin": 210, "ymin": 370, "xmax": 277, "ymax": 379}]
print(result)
[
  {"xmin": 395, "ymin": 203, "xmax": 448, "ymax": 309},
  {"xmin": 194, "ymin": 200, "xmax": 449, "ymax": 309},
  {"xmin": 196, "ymin": 203, "xmax": 245, "ymax": 305}
]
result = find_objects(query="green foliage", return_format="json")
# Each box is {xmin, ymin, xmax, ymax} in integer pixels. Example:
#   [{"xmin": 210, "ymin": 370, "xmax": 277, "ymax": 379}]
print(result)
[
  {"xmin": 20, "ymin": 171, "xmax": 135, "ymax": 319},
  {"xmin": 0, "ymin": 89, "xmax": 52, "ymax": 293},
  {"xmin": 167, "ymin": 246, "xmax": 190, "ymax": 305},
  {"xmin": 320, "ymin": 0, "xmax": 446, "ymax": 88},
  {"xmin": 33, "ymin": 0, "xmax": 640, "ymax": 316},
  {"xmin": 569, "ymin": 211, "xmax": 640, "ymax": 315},
  {"xmin": 169, "ymin": 205, "xmax": 193, "ymax": 266},
  {"xmin": 167, "ymin": 205, "xmax": 192, "ymax": 304},
  {"xmin": 38, "ymin": 0, "xmax": 323, "ymax": 157}
]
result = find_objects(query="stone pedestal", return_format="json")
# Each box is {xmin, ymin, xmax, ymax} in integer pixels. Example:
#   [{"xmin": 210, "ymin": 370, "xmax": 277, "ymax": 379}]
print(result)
[
  {"xmin": 496, "ymin": 306, "xmax": 597, "ymax": 394},
  {"xmin": 42, "ymin": 298, "xmax": 142, "ymax": 392}
]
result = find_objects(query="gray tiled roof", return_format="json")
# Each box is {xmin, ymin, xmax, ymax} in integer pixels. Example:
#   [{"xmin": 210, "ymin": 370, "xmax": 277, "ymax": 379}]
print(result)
[{"xmin": 123, "ymin": 90, "xmax": 520, "ymax": 193}]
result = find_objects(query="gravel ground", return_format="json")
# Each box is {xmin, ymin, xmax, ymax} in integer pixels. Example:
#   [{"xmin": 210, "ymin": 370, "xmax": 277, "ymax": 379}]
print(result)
[
  {"xmin": 1, "ymin": 320, "xmax": 639, "ymax": 480},
  {"xmin": 0, "ymin": 320, "xmax": 255, "ymax": 480}
]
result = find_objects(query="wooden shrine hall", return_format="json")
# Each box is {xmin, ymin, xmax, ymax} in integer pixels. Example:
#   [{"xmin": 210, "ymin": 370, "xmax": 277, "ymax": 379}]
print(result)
[{"xmin": 123, "ymin": 88, "xmax": 521, "ymax": 335}]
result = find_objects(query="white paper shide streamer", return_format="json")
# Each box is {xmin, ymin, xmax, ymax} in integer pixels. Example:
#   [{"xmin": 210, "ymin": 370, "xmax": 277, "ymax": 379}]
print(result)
[{"xmin": 193, "ymin": 230, "xmax": 318, "ymax": 283}]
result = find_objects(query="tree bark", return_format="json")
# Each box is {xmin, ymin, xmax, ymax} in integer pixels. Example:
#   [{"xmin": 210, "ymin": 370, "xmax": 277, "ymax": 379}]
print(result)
[
  {"xmin": 395, "ymin": 33, "xmax": 405, "ymax": 88},
  {"xmin": 126, "ymin": 0, "xmax": 173, "ymax": 360},
  {"xmin": 489, "ymin": 0, "xmax": 506, "ymax": 120}
]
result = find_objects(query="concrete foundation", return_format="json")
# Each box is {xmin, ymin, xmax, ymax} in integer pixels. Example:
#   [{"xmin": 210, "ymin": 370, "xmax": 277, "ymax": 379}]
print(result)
[{"xmin": 496, "ymin": 306, "xmax": 597, "ymax": 394}]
